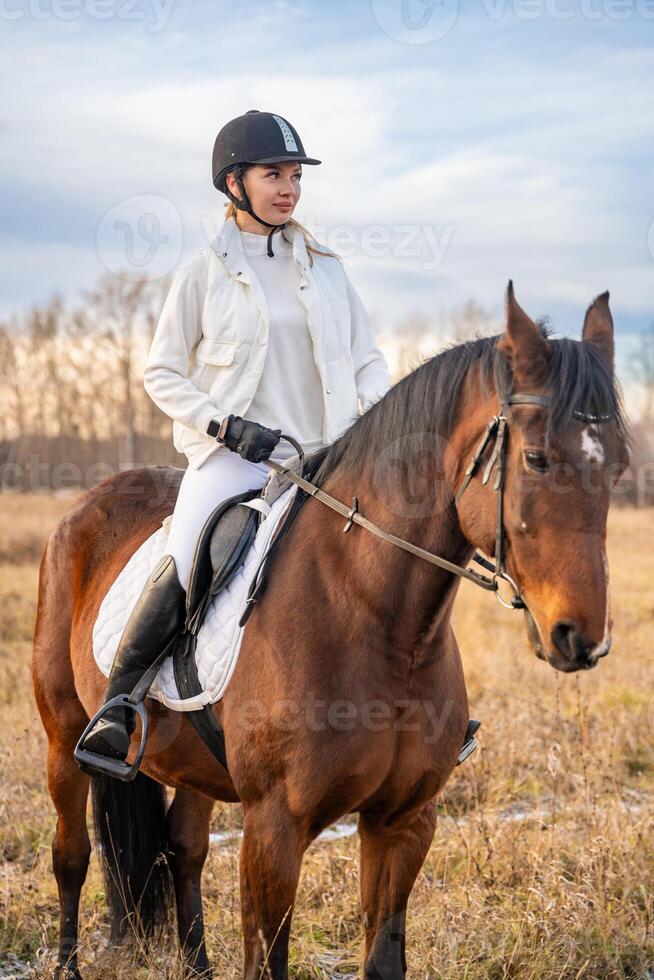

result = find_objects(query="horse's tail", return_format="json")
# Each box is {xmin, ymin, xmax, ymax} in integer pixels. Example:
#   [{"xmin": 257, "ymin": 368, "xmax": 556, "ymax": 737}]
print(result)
[{"xmin": 91, "ymin": 772, "xmax": 173, "ymax": 940}]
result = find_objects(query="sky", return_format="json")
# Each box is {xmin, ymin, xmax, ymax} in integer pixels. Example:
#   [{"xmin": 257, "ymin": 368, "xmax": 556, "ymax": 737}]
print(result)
[{"xmin": 1, "ymin": 0, "xmax": 653, "ymax": 358}]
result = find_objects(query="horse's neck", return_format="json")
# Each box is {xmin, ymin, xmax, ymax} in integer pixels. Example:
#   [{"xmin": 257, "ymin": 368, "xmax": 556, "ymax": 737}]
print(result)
[
  {"xmin": 313, "ymin": 459, "xmax": 474, "ymax": 664},
  {"xmin": 298, "ymin": 369, "xmax": 496, "ymax": 665}
]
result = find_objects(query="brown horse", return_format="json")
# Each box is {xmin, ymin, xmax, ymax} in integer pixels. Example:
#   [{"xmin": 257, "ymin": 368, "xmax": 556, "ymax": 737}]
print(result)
[{"xmin": 32, "ymin": 284, "xmax": 630, "ymax": 979}]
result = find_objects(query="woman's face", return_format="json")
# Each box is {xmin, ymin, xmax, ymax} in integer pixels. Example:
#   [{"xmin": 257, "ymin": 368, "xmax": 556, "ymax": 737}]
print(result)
[{"xmin": 226, "ymin": 161, "xmax": 302, "ymax": 227}]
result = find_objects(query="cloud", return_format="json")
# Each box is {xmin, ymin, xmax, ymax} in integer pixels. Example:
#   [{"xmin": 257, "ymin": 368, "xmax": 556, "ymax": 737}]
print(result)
[{"xmin": 1, "ymin": 2, "xmax": 653, "ymax": 333}]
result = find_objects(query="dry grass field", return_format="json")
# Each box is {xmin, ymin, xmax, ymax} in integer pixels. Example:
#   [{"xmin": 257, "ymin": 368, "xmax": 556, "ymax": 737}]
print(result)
[{"xmin": 0, "ymin": 492, "xmax": 653, "ymax": 979}]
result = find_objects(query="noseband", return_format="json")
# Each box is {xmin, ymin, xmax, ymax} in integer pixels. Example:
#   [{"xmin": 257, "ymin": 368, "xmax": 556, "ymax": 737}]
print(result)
[{"xmin": 264, "ymin": 393, "xmax": 615, "ymax": 610}]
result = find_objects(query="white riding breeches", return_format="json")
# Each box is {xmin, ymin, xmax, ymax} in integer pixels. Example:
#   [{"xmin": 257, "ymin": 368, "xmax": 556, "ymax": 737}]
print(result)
[{"xmin": 165, "ymin": 445, "xmax": 272, "ymax": 591}]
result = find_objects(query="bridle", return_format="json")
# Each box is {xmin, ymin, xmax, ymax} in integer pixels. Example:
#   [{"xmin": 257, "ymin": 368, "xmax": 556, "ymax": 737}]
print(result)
[
  {"xmin": 262, "ymin": 393, "xmax": 615, "ymax": 612},
  {"xmin": 452, "ymin": 393, "xmax": 613, "ymax": 608}
]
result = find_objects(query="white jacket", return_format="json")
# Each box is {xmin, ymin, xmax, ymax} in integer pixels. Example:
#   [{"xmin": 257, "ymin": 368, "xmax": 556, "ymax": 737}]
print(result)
[{"xmin": 144, "ymin": 215, "xmax": 392, "ymax": 469}]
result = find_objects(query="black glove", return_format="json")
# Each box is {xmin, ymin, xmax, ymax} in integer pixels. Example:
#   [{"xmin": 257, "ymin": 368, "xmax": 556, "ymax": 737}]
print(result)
[{"xmin": 219, "ymin": 415, "xmax": 281, "ymax": 463}]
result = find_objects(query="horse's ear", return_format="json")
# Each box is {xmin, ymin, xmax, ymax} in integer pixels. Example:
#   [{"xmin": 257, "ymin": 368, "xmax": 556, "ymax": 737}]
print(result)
[
  {"xmin": 497, "ymin": 280, "xmax": 550, "ymax": 384},
  {"xmin": 582, "ymin": 290, "xmax": 614, "ymax": 372}
]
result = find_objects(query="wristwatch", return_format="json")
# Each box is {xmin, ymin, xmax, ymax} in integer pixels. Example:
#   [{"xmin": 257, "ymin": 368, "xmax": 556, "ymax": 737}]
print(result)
[{"xmin": 206, "ymin": 416, "xmax": 230, "ymax": 440}]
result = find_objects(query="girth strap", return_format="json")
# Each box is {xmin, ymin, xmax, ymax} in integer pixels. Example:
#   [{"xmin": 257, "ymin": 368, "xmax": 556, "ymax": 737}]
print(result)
[{"xmin": 173, "ymin": 632, "xmax": 229, "ymax": 770}]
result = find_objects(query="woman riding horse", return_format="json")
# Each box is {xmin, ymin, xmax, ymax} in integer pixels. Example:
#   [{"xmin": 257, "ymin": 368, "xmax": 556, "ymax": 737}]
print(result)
[{"xmin": 79, "ymin": 109, "xmax": 396, "ymax": 765}]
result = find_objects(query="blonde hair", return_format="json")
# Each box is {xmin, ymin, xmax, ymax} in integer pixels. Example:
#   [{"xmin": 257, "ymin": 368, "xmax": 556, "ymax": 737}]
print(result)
[{"xmin": 223, "ymin": 201, "xmax": 340, "ymax": 268}]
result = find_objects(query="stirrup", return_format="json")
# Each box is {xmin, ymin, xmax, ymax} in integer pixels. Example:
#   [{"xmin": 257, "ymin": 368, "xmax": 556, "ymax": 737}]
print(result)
[
  {"xmin": 74, "ymin": 695, "xmax": 149, "ymax": 782},
  {"xmin": 74, "ymin": 636, "xmax": 179, "ymax": 781},
  {"xmin": 456, "ymin": 719, "xmax": 481, "ymax": 767}
]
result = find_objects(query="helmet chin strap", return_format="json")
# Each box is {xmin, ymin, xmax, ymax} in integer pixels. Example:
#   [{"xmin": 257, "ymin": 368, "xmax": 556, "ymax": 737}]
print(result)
[{"xmin": 233, "ymin": 174, "xmax": 288, "ymax": 257}]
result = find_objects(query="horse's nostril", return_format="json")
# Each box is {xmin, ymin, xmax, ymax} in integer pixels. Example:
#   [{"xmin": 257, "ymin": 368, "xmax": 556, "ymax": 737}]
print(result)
[
  {"xmin": 551, "ymin": 620, "xmax": 608, "ymax": 667},
  {"xmin": 551, "ymin": 620, "xmax": 579, "ymax": 660}
]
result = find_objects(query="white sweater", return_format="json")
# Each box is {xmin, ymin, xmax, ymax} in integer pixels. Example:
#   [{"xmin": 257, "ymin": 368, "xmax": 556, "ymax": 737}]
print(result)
[{"xmin": 239, "ymin": 228, "xmax": 325, "ymax": 462}]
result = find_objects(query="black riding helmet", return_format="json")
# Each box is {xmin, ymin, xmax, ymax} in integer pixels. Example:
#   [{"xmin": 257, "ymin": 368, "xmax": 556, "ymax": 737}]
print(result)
[{"xmin": 212, "ymin": 109, "xmax": 321, "ymax": 256}]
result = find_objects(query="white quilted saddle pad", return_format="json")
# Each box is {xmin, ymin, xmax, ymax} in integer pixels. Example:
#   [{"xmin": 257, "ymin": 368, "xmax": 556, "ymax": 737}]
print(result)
[{"xmin": 92, "ymin": 466, "xmax": 301, "ymax": 712}]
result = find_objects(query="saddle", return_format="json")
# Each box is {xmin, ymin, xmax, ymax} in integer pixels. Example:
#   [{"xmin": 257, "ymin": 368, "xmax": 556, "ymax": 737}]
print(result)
[{"xmin": 168, "ymin": 446, "xmax": 330, "ymax": 771}]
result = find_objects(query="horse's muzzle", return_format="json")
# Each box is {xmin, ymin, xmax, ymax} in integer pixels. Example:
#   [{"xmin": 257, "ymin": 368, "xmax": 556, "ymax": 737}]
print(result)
[{"xmin": 549, "ymin": 620, "xmax": 612, "ymax": 672}]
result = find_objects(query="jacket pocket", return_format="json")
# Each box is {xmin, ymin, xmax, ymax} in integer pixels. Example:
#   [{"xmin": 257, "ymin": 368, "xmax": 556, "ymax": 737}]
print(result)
[{"xmin": 195, "ymin": 337, "xmax": 238, "ymax": 366}]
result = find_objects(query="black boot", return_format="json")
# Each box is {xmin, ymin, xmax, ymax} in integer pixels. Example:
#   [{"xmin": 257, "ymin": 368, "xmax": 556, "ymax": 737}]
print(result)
[{"xmin": 81, "ymin": 554, "xmax": 187, "ymax": 760}]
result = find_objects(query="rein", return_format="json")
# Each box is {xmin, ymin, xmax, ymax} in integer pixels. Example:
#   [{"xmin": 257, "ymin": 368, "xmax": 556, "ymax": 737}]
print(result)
[{"xmin": 262, "ymin": 393, "xmax": 615, "ymax": 611}]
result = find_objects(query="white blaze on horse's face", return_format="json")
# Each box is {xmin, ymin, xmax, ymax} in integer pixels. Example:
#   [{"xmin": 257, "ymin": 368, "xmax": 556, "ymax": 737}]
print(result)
[{"xmin": 580, "ymin": 424, "xmax": 605, "ymax": 466}]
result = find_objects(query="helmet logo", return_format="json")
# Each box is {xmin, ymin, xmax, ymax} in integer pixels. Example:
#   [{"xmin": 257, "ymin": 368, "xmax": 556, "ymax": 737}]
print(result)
[{"xmin": 272, "ymin": 115, "xmax": 299, "ymax": 152}]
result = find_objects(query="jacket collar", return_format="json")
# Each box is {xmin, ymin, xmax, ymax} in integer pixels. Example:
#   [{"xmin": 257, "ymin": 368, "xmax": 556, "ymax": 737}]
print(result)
[{"xmin": 211, "ymin": 214, "xmax": 311, "ymax": 287}]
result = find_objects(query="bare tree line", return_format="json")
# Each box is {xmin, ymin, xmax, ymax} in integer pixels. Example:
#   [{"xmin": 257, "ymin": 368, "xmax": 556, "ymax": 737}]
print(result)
[
  {"xmin": 0, "ymin": 271, "xmax": 652, "ymax": 504},
  {"xmin": 0, "ymin": 273, "xmax": 181, "ymax": 490},
  {"xmin": 0, "ymin": 275, "xmax": 169, "ymax": 449}
]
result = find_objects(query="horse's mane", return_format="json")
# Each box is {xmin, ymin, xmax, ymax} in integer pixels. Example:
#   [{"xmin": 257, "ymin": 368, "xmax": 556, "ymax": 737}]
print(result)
[{"xmin": 314, "ymin": 326, "xmax": 629, "ymax": 485}]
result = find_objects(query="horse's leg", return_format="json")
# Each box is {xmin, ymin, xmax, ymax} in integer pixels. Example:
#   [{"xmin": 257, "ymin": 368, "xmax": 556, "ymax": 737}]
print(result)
[
  {"xmin": 39, "ymin": 692, "xmax": 91, "ymax": 979},
  {"xmin": 358, "ymin": 801, "xmax": 438, "ymax": 980},
  {"xmin": 166, "ymin": 787, "xmax": 214, "ymax": 978},
  {"xmin": 239, "ymin": 795, "xmax": 307, "ymax": 980},
  {"xmin": 32, "ymin": 602, "xmax": 91, "ymax": 977}
]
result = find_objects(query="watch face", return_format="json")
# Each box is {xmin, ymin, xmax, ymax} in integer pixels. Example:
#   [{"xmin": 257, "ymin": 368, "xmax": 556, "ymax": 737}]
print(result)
[{"xmin": 207, "ymin": 419, "xmax": 220, "ymax": 437}]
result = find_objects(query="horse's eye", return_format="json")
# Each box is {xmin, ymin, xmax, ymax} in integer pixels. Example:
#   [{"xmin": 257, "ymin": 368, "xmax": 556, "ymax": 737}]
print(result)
[{"xmin": 524, "ymin": 450, "xmax": 550, "ymax": 473}]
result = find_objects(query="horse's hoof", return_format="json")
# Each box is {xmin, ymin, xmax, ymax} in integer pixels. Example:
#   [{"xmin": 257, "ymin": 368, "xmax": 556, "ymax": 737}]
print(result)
[
  {"xmin": 54, "ymin": 963, "xmax": 83, "ymax": 980},
  {"xmin": 185, "ymin": 962, "xmax": 212, "ymax": 979},
  {"xmin": 183, "ymin": 948, "xmax": 212, "ymax": 978}
]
